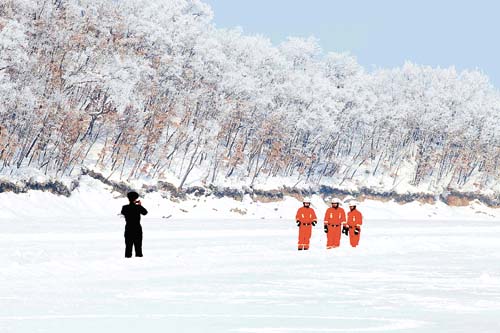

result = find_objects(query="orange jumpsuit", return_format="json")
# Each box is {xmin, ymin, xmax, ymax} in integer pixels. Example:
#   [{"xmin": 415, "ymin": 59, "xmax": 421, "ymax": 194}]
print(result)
[
  {"xmin": 346, "ymin": 209, "xmax": 363, "ymax": 247},
  {"xmin": 323, "ymin": 207, "xmax": 346, "ymax": 248},
  {"xmin": 295, "ymin": 207, "xmax": 317, "ymax": 250}
]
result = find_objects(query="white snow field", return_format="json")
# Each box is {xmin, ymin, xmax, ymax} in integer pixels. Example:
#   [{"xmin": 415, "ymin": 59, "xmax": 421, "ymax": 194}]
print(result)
[{"xmin": 1, "ymin": 215, "xmax": 500, "ymax": 333}]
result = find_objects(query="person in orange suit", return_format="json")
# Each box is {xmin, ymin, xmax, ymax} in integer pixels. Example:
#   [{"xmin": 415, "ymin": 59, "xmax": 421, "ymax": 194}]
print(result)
[
  {"xmin": 295, "ymin": 197, "xmax": 317, "ymax": 250},
  {"xmin": 323, "ymin": 198, "xmax": 346, "ymax": 249},
  {"xmin": 346, "ymin": 201, "xmax": 363, "ymax": 247}
]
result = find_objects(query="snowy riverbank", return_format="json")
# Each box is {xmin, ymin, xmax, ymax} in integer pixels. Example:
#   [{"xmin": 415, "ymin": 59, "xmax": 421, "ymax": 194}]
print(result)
[{"xmin": 0, "ymin": 176, "xmax": 498, "ymax": 222}]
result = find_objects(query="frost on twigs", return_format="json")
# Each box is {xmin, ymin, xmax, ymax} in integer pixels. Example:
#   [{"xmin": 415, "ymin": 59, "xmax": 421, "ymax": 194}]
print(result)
[{"xmin": 0, "ymin": 0, "xmax": 498, "ymax": 203}]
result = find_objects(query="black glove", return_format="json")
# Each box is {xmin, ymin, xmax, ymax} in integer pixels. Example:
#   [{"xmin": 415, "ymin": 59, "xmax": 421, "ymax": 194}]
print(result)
[
  {"xmin": 324, "ymin": 225, "xmax": 328, "ymax": 233},
  {"xmin": 342, "ymin": 226, "xmax": 349, "ymax": 236},
  {"xmin": 296, "ymin": 221, "xmax": 301, "ymax": 227},
  {"xmin": 312, "ymin": 221, "xmax": 317, "ymax": 226},
  {"xmin": 354, "ymin": 227, "xmax": 360, "ymax": 235}
]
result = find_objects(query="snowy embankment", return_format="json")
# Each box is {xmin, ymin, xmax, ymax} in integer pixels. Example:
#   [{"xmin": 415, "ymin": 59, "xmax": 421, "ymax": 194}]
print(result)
[{"xmin": 0, "ymin": 175, "xmax": 498, "ymax": 222}]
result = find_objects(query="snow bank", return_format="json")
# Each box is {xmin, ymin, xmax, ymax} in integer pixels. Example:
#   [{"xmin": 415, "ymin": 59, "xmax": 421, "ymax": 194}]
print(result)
[{"xmin": 0, "ymin": 176, "xmax": 498, "ymax": 222}]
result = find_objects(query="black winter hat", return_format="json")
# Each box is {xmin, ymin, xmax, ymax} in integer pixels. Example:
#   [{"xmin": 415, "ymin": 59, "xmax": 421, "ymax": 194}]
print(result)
[{"xmin": 127, "ymin": 191, "xmax": 139, "ymax": 202}]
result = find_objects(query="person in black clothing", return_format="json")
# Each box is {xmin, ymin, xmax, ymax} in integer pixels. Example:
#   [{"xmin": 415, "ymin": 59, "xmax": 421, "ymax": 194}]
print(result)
[{"xmin": 121, "ymin": 191, "xmax": 148, "ymax": 258}]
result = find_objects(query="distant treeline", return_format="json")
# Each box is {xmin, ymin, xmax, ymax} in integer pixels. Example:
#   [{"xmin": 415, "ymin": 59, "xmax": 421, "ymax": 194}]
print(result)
[{"xmin": 0, "ymin": 0, "xmax": 499, "ymax": 197}]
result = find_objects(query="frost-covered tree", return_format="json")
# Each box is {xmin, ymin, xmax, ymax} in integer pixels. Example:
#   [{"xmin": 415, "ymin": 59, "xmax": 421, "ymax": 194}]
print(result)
[{"xmin": 0, "ymin": 0, "xmax": 498, "ymax": 198}]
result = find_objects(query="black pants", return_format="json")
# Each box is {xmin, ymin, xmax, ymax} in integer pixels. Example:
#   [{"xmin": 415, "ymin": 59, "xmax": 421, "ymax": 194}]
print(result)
[{"xmin": 125, "ymin": 229, "xmax": 143, "ymax": 257}]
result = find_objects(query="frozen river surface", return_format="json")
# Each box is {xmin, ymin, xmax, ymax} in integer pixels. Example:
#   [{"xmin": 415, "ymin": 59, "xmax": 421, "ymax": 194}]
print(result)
[{"xmin": 1, "ymin": 217, "xmax": 500, "ymax": 332}]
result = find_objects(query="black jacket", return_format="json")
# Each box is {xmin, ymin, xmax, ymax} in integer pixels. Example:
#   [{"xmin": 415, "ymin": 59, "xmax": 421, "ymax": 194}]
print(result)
[{"xmin": 121, "ymin": 204, "xmax": 148, "ymax": 230}]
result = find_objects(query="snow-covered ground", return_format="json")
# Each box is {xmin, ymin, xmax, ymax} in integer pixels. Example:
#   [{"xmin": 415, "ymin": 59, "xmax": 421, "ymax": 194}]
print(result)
[
  {"xmin": 1, "ymin": 176, "xmax": 499, "ymax": 332},
  {"xmin": 1, "ymin": 213, "xmax": 500, "ymax": 332}
]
